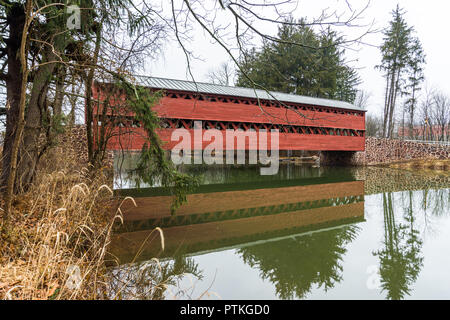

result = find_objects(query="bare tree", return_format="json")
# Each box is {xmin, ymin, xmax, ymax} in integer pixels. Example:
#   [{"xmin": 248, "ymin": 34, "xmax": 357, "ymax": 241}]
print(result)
[
  {"xmin": 366, "ymin": 114, "xmax": 382, "ymax": 137},
  {"xmin": 419, "ymin": 85, "xmax": 435, "ymax": 140},
  {"xmin": 354, "ymin": 89, "xmax": 371, "ymax": 109},
  {"xmin": 431, "ymin": 92, "xmax": 449, "ymax": 141},
  {"xmin": 206, "ymin": 62, "xmax": 234, "ymax": 86},
  {"xmin": 168, "ymin": 0, "xmax": 374, "ymax": 110}
]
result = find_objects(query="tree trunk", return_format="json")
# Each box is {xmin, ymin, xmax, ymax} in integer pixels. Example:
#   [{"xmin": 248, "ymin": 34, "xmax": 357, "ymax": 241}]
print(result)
[
  {"xmin": 385, "ymin": 71, "xmax": 396, "ymax": 138},
  {"xmin": 68, "ymin": 74, "xmax": 77, "ymax": 126},
  {"xmin": 402, "ymin": 105, "xmax": 405, "ymax": 140},
  {"xmin": 382, "ymin": 72, "xmax": 391, "ymax": 138},
  {"xmin": 1, "ymin": 0, "xmax": 31, "ymax": 234},
  {"xmin": 15, "ymin": 44, "xmax": 59, "ymax": 191},
  {"xmin": 409, "ymin": 86, "xmax": 416, "ymax": 139},
  {"xmin": 1, "ymin": 4, "xmax": 26, "ymax": 192},
  {"xmin": 85, "ymin": 24, "xmax": 102, "ymax": 167},
  {"xmin": 53, "ymin": 65, "xmax": 66, "ymax": 116},
  {"xmin": 388, "ymin": 68, "xmax": 401, "ymax": 138}
]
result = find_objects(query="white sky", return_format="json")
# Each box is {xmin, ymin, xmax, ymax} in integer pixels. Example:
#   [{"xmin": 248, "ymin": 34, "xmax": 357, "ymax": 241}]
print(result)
[{"xmin": 143, "ymin": 0, "xmax": 450, "ymax": 117}]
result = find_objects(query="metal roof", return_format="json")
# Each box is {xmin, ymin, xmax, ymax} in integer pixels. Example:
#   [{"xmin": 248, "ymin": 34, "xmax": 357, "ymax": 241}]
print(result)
[{"xmin": 134, "ymin": 75, "xmax": 365, "ymax": 112}]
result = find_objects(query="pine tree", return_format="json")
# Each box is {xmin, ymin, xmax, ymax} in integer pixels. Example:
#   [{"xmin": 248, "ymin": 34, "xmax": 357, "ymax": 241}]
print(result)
[
  {"xmin": 404, "ymin": 37, "xmax": 426, "ymax": 139},
  {"xmin": 377, "ymin": 5, "xmax": 414, "ymax": 138},
  {"xmin": 236, "ymin": 20, "xmax": 360, "ymax": 103},
  {"xmin": 336, "ymin": 65, "xmax": 361, "ymax": 103}
]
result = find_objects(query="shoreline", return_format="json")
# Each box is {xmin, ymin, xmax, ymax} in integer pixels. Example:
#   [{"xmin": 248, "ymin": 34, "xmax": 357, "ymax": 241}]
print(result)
[{"xmin": 376, "ymin": 158, "xmax": 450, "ymax": 172}]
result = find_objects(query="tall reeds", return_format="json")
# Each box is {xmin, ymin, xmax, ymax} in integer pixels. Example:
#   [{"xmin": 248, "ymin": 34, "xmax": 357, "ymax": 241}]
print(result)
[{"xmin": 0, "ymin": 146, "xmax": 121, "ymax": 299}]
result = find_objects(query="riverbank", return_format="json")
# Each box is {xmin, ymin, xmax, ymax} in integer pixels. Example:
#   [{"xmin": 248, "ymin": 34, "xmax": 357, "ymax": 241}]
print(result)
[
  {"xmin": 361, "ymin": 138, "xmax": 449, "ymax": 165},
  {"xmin": 383, "ymin": 159, "xmax": 450, "ymax": 173},
  {"xmin": 0, "ymin": 146, "xmax": 119, "ymax": 299}
]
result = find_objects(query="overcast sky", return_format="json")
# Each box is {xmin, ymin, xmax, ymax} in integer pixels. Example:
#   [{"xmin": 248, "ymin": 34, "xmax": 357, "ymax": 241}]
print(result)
[{"xmin": 143, "ymin": 0, "xmax": 450, "ymax": 117}]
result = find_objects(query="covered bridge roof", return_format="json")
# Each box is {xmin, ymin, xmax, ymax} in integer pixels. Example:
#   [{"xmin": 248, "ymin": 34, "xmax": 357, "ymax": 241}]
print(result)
[{"xmin": 135, "ymin": 75, "xmax": 365, "ymax": 112}]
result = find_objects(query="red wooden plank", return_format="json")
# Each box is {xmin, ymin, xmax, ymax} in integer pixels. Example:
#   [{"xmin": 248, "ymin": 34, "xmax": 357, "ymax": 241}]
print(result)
[
  {"xmin": 92, "ymin": 84, "xmax": 366, "ymax": 153},
  {"xmin": 103, "ymin": 127, "xmax": 365, "ymax": 152},
  {"xmin": 92, "ymin": 86, "xmax": 365, "ymax": 131},
  {"xmin": 152, "ymin": 97, "xmax": 365, "ymax": 130}
]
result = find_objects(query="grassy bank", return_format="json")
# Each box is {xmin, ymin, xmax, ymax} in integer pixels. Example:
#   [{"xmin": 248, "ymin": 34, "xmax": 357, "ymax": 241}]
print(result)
[
  {"xmin": 0, "ymin": 146, "xmax": 123, "ymax": 299},
  {"xmin": 385, "ymin": 159, "xmax": 450, "ymax": 174}
]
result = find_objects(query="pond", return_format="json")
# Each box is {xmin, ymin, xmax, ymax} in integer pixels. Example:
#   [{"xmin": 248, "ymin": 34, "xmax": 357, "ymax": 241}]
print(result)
[{"xmin": 108, "ymin": 155, "xmax": 450, "ymax": 300}]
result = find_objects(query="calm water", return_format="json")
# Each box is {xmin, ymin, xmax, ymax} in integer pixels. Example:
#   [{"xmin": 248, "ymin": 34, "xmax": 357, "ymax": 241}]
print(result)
[{"xmin": 109, "ymin": 159, "xmax": 450, "ymax": 300}]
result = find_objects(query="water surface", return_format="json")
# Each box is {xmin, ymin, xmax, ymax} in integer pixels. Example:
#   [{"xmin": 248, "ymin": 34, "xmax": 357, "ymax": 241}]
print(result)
[{"xmin": 109, "ymin": 161, "xmax": 450, "ymax": 300}]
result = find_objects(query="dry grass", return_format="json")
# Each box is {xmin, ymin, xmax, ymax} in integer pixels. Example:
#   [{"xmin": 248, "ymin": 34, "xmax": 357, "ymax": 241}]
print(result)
[
  {"xmin": 0, "ymin": 146, "xmax": 122, "ymax": 300},
  {"xmin": 0, "ymin": 143, "xmax": 205, "ymax": 300}
]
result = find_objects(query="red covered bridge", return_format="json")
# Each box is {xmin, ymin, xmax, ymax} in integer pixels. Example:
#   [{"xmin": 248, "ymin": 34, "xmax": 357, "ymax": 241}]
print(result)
[{"xmin": 91, "ymin": 76, "xmax": 366, "ymax": 152}]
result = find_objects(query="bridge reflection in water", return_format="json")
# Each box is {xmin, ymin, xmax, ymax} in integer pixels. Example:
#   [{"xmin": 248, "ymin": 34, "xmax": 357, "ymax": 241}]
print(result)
[
  {"xmin": 107, "ymin": 165, "xmax": 450, "ymax": 300},
  {"xmin": 110, "ymin": 165, "xmax": 365, "ymax": 265}
]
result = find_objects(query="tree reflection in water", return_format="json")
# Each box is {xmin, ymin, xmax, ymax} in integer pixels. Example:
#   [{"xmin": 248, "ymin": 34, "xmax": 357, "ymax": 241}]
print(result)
[
  {"xmin": 237, "ymin": 225, "xmax": 360, "ymax": 299},
  {"xmin": 374, "ymin": 192, "xmax": 423, "ymax": 300},
  {"xmin": 107, "ymin": 255, "xmax": 203, "ymax": 300}
]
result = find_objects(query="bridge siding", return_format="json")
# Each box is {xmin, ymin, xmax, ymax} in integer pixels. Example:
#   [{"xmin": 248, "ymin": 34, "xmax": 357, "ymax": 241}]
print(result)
[
  {"xmin": 154, "ymin": 97, "xmax": 366, "ymax": 130},
  {"xmin": 92, "ymin": 84, "xmax": 366, "ymax": 152},
  {"xmin": 105, "ymin": 128, "xmax": 365, "ymax": 151}
]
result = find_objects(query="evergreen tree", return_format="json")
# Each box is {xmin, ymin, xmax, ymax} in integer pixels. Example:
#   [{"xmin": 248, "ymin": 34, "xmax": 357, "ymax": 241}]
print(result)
[
  {"xmin": 374, "ymin": 192, "xmax": 423, "ymax": 300},
  {"xmin": 336, "ymin": 66, "xmax": 361, "ymax": 103},
  {"xmin": 236, "ymin": 20, "xmax": 360, "ymax": 103},
  {"xmin": 377, "ymin": 5, "xmax": 415, "ymax": 138},
  {"xmin": 404, "ymin": 37, "xmax": 426, "ymax": 138}
]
